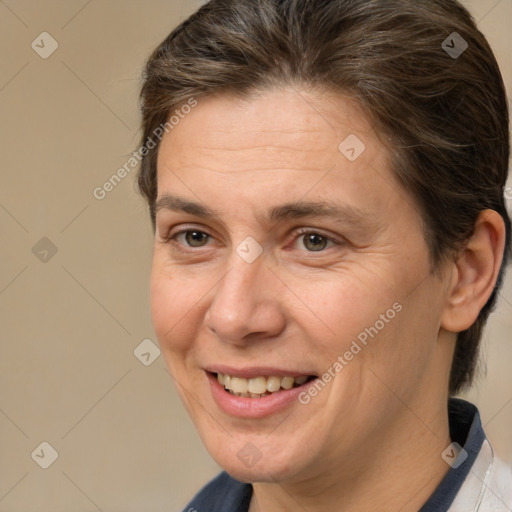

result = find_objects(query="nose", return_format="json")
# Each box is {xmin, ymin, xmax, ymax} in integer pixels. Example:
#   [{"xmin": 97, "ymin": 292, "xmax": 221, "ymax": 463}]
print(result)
[{"xmin": 204, "ymin": 249, "xmax": 286, "ymax": 346}]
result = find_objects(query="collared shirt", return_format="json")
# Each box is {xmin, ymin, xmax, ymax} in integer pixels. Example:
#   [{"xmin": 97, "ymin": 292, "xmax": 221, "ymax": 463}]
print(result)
[{"xmin": 183, "ymin": 399, "xmax": 512, "ymax": 511}]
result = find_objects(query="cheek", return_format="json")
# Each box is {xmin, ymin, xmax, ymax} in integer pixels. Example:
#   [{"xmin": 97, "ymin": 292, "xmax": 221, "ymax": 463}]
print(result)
[
  {"xmin": 149, "ymin": 262, "xmax": 203, "ymax": 354},
  {"xmin": 296, "ymin": 271, "xmax": 403, "ymax": 357},
  {"xmin": 298, "ymin": 258, "xmax": 438, "ymax": 383},
  {"xmin": 355, "ymin": 278, "xmax": 445, "ymax": 394}
]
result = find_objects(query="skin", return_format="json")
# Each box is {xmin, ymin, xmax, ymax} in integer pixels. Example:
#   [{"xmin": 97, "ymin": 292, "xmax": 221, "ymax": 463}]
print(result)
[{"xmin": 149, "ymin": 87, "xmax": 505, "ymax": 512}]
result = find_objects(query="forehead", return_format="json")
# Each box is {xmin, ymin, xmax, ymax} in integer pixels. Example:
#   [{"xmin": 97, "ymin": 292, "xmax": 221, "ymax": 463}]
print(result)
[
  {"xmin": 157, "ymin": 87, "xmax": 386, "ymax": 172},
  {"xmin": 154, "ymin": 87, "xmax": 406, "ymax": 223}
]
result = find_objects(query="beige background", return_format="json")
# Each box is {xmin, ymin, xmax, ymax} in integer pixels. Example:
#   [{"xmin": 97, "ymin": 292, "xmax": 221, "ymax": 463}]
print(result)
[{"xmin": 0, "ymin": 0, "xmax": 511, "ymax": 510}]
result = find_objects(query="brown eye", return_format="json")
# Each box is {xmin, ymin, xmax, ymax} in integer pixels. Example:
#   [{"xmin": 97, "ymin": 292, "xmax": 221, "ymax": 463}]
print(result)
[
  {"xmin": 302, "ymin": 233, "xmax": 329, "ymax": 251},
  {"xmin": 180, "ymin": 230, "xmax": 210, "ymax": 247},
  {"xmin": 293, "ymin": 229, "xmax": 339, "ymax": 252}
]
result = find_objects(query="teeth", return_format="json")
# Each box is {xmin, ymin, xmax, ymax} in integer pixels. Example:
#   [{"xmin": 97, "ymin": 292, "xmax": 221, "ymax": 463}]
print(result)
[
  {"xmin": 267, "ymin": 376, "xmax": 282, "ymax": 392},
  {"xmin": 231, "ymin": 377, "xmax": 248, "ymax": 394},
  {"xmin": 248, "ymin": 376, "xmax": 267, "ymax": 394},
  {"xmin": 216, "ymin": 373, "xmax": 312, "ymax": 397},
  {"xmin": 281, "ymin": 376, "xmax": 294, "ymax": 390}
]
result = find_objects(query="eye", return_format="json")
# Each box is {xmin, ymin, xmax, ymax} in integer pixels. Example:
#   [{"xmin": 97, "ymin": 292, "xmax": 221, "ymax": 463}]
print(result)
[
  {"xmin": 292, "ymin": 229, "xmax": 339, "ymax": 252},
  {"xmin": 161, "ymin": 227, "xmax": 212, "ymax": 252},
  {"xmin": 168, "ymin": 228, "xmax": 212, "ymax": 248},
  {"xmin": 160, "ymin": 226, "xmax": 342, "ymax": 254}
]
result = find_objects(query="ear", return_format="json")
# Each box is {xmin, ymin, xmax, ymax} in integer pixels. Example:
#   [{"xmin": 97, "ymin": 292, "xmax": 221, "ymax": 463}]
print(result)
[{"xmin": 441, "ymin": 209, "xmax": 506, "ymax": 333}]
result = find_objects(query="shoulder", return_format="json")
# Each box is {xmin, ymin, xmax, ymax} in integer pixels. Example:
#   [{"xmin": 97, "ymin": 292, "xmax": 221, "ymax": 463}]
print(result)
[
  {"xmin": 182, "ymin": 471, "xmax": 252, "ymax": 512},
  {"xmin": 454, "ymin": 449, "xmax": 512, "ymax": 512},
  {"xmin": 480, "ymin": 456, "xmax": 512, "ymax": 511}
]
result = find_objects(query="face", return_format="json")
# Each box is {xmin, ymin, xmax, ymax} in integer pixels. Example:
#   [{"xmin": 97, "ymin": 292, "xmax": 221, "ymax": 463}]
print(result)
[{"xmin": 150, "ymin": 87, "xmax": 453, "ymax": 485}]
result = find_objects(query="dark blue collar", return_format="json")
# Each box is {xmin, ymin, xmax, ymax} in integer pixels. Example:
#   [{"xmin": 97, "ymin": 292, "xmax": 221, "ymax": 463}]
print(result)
[
  {"xmin": 420, "ymin": 398, "xmax": 485, "ymax": 511},
  {"xmin": 184, "ymin": 398, "xmax": 485, "ymax": 512}
]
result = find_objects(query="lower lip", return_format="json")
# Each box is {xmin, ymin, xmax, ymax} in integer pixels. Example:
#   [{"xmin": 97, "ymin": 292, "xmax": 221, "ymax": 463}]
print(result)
[{"xmin": 207, "ymin": 372, "xmax": 316, "ymax": 419}]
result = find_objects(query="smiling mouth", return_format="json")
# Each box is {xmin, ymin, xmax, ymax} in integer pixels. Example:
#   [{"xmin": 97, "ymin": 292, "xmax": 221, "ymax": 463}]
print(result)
[{"xmin": 214, "ymin": 372, "xmax": 317, "ymax": 398}]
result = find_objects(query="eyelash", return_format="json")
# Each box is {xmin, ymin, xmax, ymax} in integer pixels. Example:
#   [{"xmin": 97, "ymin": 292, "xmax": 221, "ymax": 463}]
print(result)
[{"xmin": 160, "ymin": 225, "xmax": 342, "ymax": 254}]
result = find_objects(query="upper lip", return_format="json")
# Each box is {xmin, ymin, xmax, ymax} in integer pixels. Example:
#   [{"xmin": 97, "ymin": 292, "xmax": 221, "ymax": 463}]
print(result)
[{"xmin": 205, "ymin": 365, "xmax": 317, "ymax": 379}]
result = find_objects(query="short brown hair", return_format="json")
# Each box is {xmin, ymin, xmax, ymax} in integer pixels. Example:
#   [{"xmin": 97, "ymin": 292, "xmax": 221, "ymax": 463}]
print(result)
[{"xmin": 137, "ymin": 0, "xmax": 511, "ymax": 395}]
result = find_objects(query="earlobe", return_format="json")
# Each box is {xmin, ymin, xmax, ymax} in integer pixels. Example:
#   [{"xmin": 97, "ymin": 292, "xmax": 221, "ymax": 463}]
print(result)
[{"xmin": 441, "ymin": 209, "xmax": 506, "ymax": 333}]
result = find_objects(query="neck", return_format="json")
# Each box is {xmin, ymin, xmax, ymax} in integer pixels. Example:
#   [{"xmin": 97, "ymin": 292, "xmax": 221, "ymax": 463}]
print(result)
[{"xmin": 249, "ymin": 399, "xmax": 452, "ymax": 512}]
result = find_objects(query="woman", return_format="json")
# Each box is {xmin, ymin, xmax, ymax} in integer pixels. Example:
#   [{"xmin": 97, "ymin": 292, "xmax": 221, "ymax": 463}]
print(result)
[{"xmin": 137, "ymin": 0, "xmax": 512, "ymax": 510}]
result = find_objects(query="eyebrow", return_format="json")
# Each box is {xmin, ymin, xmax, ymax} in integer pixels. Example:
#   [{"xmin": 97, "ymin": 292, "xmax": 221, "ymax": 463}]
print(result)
[{"xmin": 154, "ymin": 194, "xmax": 375, "ymax": 230}]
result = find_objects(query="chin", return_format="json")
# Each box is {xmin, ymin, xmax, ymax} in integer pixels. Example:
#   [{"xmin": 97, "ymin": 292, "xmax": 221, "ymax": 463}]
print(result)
[
  {"xmin": 201, "ymin": 430, "xmax": 310, "ymax": 484},
  {"xmin": 218, "ymin": 456, "xmax": 297, "ymax": 484}
]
